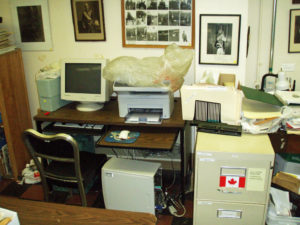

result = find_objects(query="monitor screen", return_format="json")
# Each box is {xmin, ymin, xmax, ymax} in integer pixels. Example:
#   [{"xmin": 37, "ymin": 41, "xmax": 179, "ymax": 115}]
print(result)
[
  {"xmin": 61, "ymin": 58, "xmax": 111, "ymax": 112},
  {"xmin": 65, "ymin": 63, "xmax": 101, "ymax": 94}
]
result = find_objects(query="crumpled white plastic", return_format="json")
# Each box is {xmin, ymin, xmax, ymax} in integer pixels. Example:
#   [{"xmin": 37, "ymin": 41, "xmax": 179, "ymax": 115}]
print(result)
[{"xmin": 103, "ymin": 44, "xmax": 194, "ymax": 92}]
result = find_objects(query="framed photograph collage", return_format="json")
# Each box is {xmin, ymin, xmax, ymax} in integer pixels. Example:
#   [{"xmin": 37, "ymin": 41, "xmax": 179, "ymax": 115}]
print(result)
[{"xmin": 121, "ymin": 0, "xmax": 195, "ymax": 48}]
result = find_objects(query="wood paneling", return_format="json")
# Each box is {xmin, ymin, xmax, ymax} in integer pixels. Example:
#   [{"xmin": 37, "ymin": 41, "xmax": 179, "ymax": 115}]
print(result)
[{"xmin": 0, "ymin": 49, "xmax": 32, "ymax": 178}]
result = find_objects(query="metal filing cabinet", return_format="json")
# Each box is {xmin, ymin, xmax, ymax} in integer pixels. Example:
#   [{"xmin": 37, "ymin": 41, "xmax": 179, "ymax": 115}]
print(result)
[{"xmin": 193, "ymin": 132, "xmax": 274, "ymax": 225}]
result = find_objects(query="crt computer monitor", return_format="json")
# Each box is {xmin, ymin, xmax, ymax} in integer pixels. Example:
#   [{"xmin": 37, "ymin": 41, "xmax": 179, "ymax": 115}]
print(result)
[{"xmin": 61, "ymin": 58, "xmax": 111, "ymax": 112}]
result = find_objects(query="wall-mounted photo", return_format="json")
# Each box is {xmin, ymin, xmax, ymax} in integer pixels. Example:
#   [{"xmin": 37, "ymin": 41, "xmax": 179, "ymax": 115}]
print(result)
[
  {"xmin": 289, "ymin": 9, "xmax": 300, "ymax": 53},
  {"xmin": 199, "ymin": 14, "xmax": 241, "ymax": 65},
  {"xmin": 121, "ymin": 0, "xmax": 195, "ymax": 48},
  {"xmin": 71, "ymin": 0, "xmax": 106, "ymax": 41},
  {"xmin": 10, "ymin": 0, "xmax": 52, "ymax": 51}
]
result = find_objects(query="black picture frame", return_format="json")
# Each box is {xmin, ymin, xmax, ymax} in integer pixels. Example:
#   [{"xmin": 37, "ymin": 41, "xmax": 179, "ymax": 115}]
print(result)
[
  {"xmin": 71, "ymin": 0, "xmax": 106, "ymax": 41},
  {"xmin": 199, "ymin": 14, "xmax": 241, "ymax": 65},
  {"xmin": 288, "ymin": 9, "xmax": 300, "ymax": 53}
]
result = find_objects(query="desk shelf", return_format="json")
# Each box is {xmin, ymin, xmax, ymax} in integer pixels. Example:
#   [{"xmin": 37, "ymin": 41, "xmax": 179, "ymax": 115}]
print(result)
[{"xmin": 97, "ymin": 126, "xmax": 180, "ymax": 151}]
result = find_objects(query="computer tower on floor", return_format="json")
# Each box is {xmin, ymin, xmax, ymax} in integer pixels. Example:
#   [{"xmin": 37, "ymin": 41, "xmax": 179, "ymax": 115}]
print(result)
[{"xmin": 101, "ymin": 158, "xmax": 162, "ymax": 214}]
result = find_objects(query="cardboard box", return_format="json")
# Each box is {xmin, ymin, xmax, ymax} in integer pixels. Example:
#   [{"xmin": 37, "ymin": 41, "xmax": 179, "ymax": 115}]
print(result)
[
  {"xmin": 218, "ymin": 73, "xmax": 236, "ymax": 87},
  {"xmin": 180, "ymin": 84, "xmax": 243, "ymax": 125}
]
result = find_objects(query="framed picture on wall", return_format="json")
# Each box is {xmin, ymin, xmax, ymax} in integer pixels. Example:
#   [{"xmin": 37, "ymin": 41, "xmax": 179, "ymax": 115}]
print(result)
[
  {"xmin": 10, "ymin": 0, "xmax": 53, "ymax": 51},
  {"xmin": 292, "ymin": 0, "xmax": 300, "ymax": 4},
  {"xmin": 71, "ymin": 0, "xmax": 106, "ymax": 41},
  {"xmin": 288, "ymin": 9, "xmax": 300, "ymax": 53},
  {"xmin": 199, "ymin": 14, "xmax": 241, "ymax": 65},
  {"xmin": 121, "ymin": 0, "xmax": 195, "ymax": 49}
]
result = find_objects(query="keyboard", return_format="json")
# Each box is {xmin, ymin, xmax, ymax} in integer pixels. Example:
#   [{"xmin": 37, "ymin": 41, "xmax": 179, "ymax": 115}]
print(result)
[{"xmin": 53, "ymin": 122, "xmax": 104, "ymax": 130}]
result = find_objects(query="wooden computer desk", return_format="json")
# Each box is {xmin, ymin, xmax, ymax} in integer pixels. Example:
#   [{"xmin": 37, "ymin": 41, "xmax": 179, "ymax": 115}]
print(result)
[
  {"xmin": 0, "ymin": 196, "xmax": 157, "ymax": 225},
  {"xmin": 33, "ymin": 98, "xmax": 188, "ymax": 201}
]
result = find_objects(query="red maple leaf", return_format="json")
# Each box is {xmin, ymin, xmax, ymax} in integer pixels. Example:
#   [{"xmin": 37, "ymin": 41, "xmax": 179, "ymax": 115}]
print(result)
[{"xmin": 228, "ymin": 178, "xmax": 237, "ymax": 185}]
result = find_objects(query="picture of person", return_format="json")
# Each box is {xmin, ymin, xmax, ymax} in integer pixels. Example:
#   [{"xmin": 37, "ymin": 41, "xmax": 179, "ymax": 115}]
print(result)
[
  {"xmin": 77, "ymin": 1, "xmax": 101, "ymax": 33},
  {"xmin": 215, "ymin": 26, "xmax": 227, "ymax": 55},
  {"xmin": 125, "ymin": 0, "xmax": 136, "ymax": 10},
  {"xmin": 158, "ymin": 0, "xmax": 168, "ymax": 9},
  {"xmin": 147, "ymin": 0, "xmax": 157, "ymax": 9},
  {"xmin": 136, "ymin": 0, "xmax": 146, "ymax": 9},
  {"xmin": 294, "ymin": 15, "xmax": 300, "ymax": 43},
  {"xmin": 182, "ymin": 30, "xmax": 187, "ymax": 42},
  {"xmin": 207, "ymin": 23, "xmax": 232, "ymax": 55},
  {"xmin": 17, "ymin": 6, "xmax": 45, "ymax": 42}
]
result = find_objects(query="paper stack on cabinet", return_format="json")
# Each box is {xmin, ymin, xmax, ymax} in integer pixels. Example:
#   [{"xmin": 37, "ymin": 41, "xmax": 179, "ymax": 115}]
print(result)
[
  {"xmin": 242, "ymin": 98, "xmax": 282, "ymax": 119},
  {"xmin": 0, "ymin": 29, "xmax": 15, "ymax": 55},
  {"xmin": 275, "ymin": 91, "xmax": 300, "ymax": 105}
]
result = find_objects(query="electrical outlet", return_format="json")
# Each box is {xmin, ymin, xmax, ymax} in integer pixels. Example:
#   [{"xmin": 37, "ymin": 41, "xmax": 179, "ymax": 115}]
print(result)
[{"xmin": 281, "ymin": 64, "xmax": 296, "ymax": 72}]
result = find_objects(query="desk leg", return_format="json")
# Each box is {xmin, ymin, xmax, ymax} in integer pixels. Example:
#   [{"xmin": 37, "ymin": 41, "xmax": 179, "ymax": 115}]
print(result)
[
  {"xmin": 36, "ymin": 121, "xmax": 43, "ymax": 132},
  {"xmin": 180, "ymin": 127, "xmax": 185, "ymax": 204}
]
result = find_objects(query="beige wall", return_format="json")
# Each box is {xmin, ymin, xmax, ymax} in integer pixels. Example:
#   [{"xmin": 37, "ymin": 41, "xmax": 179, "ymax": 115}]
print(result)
[
  {"xmin": 0, "ymin": 0, "xmax": 299, "ymax": 124},
  {"xmin": 247, "ymin": 0, "xmax": 300, "ymax": 90}
]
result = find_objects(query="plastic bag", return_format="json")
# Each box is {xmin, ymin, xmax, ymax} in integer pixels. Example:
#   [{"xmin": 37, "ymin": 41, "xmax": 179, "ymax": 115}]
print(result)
[
  {"xmin": 21, "ymin": 160, "xmax": 41, "ymax": 184},
  {"xmin": 103, "ymin": 44, "xmax": 193, "ymax": 92}
]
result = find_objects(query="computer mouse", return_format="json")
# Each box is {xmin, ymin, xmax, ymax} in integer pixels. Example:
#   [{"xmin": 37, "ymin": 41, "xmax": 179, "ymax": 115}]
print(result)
[{"xmin": 119, "ymin": 130, "xmax": 130, "ymax": 140}]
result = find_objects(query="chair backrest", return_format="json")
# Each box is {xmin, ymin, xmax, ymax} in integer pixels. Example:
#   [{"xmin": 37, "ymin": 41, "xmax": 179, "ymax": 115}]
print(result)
[{"xmin": 22, "ymin": 129, "xmax": 82, "ymax": 182}]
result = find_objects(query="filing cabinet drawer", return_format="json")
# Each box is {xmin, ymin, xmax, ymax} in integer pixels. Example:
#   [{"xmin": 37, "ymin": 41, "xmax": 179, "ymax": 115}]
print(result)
[
  {"xmin": 195, "ymin": 152, "xmax": 273, "ymax": 204},
  {"xmin": 194, "ymin": 200, "xmax": 266, "ymax": 225}
]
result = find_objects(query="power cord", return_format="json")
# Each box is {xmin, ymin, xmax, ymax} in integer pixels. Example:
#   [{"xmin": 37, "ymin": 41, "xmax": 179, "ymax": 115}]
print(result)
[{"xmin": 164, "ymin": 191, "xmax": 186, "ymax": 217}]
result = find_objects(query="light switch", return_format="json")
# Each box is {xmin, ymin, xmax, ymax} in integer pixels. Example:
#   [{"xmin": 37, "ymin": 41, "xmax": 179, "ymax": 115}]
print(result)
[{"xmin": 281, "ymin": 64, "xmax": 296, "ymax": 72}]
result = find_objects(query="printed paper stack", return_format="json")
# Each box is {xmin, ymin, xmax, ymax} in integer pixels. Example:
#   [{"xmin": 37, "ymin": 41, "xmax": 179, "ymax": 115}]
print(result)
[{"xmin": 0, "ymin": 29, "xmax": 16, "ymax": 55}]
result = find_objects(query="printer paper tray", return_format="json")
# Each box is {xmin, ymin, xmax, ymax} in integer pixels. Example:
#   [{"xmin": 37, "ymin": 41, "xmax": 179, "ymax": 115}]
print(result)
[{"xmin": 125, "ymin": 111, "xmax": 162, "ymax": 124}]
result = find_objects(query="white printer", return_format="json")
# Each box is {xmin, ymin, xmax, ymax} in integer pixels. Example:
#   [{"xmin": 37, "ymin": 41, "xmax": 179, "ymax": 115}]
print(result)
[{"xmin": 113, "ymin": 82, "xmax": 174, "ymax": 124}]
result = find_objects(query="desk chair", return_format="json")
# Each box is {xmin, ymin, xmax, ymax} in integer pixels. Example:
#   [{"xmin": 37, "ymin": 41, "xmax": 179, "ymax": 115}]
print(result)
[{"xmin": 22, "ymin": 129, "xmax": 107, "ymax": 207}]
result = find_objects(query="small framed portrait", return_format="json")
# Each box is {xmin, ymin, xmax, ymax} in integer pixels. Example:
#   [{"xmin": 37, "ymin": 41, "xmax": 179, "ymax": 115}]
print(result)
[
  {"xmin": 199, "ymin": 14, "xmax": 241, "ymax": 65},
  {"xmin": 10, "ymin": 0, "xmax": 53, "ymax": 51},
  {"xmin": 292, "ymin": 0, "xmax": 300, "ymax": 4},
  {"xmin": 71, "ymin": 0, "xmax": 106, "ymax": 41},
  {"xmin": 121, "ymin": 0, "xmax": 195, "ymax": 48},
  {"xmin": 288, "ymin": 9, "xmax": 300, "ymax": 53}
]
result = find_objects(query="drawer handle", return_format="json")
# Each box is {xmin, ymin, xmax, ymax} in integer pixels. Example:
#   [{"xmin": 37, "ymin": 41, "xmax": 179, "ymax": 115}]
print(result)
[{"xmin": 217, "ymin": 188, "xmax": 242, "ymax": 194}]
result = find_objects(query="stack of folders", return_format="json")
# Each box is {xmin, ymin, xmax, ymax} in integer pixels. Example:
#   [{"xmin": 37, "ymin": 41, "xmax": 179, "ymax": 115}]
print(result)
[
  {"xmin": 0, "ymin": 29, "xmax": 15, "ymax": 55},
  {"xmin": 242, "ymin": 98, "xmax": 282, "ymax": 122}
]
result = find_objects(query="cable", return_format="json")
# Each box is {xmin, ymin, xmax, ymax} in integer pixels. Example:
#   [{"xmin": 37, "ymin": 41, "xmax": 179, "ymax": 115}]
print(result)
[
  {"xmin": 165, "ymin": 150, "xmax": 176, "ymax": 191},
  {"xmin": 112, "ymin": 148, "xmax": 118, "ymax": 158},
  {"xmin": 168, "ymin": 197, "xmax": 186, "ymax": 217}
]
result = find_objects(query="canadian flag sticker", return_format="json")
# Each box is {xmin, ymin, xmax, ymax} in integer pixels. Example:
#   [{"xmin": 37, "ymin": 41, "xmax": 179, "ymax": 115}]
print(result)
[{"xmin": 219, "ymin": 176, "xmax": 246, "ymax": 188}]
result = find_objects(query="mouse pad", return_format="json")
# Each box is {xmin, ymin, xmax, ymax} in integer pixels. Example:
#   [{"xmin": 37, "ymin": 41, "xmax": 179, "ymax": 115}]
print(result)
[{"xmin": 104, "ymin": 131, "xmax": 140, "ymax": 144}]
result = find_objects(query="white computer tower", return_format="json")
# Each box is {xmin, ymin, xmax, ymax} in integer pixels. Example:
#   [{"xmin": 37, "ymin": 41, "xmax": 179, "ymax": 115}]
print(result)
[
  {"xmin": 102, "ymin": 158, "xmax": 161, "ymax": 214},
  {"xmin": 194, "ymin": 132, "xmax": 274, "ymax": 225}
]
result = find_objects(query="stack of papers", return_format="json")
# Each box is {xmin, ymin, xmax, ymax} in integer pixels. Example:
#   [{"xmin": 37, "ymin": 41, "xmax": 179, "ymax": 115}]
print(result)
[
  {"xmin": 275, "ymin": 91, "xmax": 300, "ymax": 105},
  {"xmin": 0, "ymin": 29, "xmax": 15, "ymax": 55},
  {"xmin": 242, "ymin": 98, "xmax": 282, "ymax": 119}
]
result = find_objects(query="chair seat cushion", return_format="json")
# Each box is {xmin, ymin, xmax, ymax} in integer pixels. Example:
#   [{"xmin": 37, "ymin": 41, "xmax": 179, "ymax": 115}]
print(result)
[{"xmin": 45, "ymin": 152, "xmax": 107, "ymax": 186}]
